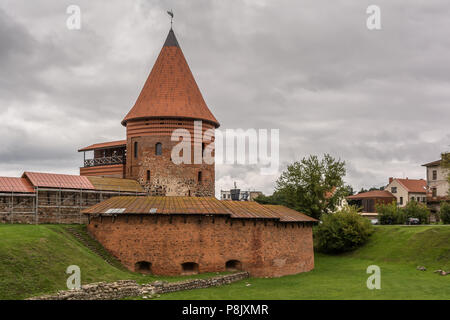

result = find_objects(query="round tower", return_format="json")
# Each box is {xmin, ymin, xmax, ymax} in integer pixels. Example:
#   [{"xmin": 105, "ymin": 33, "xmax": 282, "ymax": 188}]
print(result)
[{"xmin": 122, "ymin": 28, "xmax": 219, "ymax": 196}]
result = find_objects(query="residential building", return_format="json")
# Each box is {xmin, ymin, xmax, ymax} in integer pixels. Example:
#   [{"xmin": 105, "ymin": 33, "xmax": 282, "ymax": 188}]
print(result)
[
  {"xmin": 422, "ymin": 155, "xmax": 449, "ymax": 213},
  {"xmin": 385, "ymin": 177, "xmax": 427, "ymax": 207},
  {"xmin": 346, "ymin": 190, "xmax": 397, "ymax": 222}
]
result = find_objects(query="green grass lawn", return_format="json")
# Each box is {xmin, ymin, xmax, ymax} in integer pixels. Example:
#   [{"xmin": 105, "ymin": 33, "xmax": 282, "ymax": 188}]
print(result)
[
  {"xmin": 0, "ymin": 224, "xmax": 449, "ymax": 300},
  {"xmin": 0, "ymin": 224, "xmax": 226, "ymax": 300},
  {"xmin": 153, "ymin": 225, "xmax": 450, "ymax": 300}
]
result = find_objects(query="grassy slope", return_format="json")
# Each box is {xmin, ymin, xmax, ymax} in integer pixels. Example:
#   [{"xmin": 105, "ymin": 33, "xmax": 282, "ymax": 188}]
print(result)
[
  {"xmin": 0, "ymin": 225, "xmax": 225, "ymax": 300},
  {"xmin": 155, "ymin": 226, "xmax": 450, "ymax": 300}
]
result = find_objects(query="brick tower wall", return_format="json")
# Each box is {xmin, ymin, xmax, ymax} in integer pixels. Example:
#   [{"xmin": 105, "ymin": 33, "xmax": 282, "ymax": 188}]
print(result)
[
  {"xmin": 87, "ymin": 214, "xmax": 315, "ymax": 278},
  {"xmin": 125, "ymin": 119, "xmax": 215, "ymax": 196}
]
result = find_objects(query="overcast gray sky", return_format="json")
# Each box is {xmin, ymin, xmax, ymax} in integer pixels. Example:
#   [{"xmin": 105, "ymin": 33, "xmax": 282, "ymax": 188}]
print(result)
[{"xmin": 0, "ymin": 0, "xmax": 449, "ymax": 197}]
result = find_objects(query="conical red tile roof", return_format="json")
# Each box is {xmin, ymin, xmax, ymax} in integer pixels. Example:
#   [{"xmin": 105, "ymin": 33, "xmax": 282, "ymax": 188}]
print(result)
[{"xmin": 122, "ymin": 29, "xmax": 219, "ymax": 127}]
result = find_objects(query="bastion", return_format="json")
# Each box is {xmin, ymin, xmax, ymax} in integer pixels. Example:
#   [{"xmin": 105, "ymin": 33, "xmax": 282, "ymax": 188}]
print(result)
[{"xmin": 84, "ymin": 196, "xmax": 317, "ymax": 278}]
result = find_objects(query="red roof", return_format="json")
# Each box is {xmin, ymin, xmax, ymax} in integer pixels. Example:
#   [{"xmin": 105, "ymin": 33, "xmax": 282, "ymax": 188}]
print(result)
[
  {"xmin": 122, "ymin": 29, "xmax": 219, "ymax": 127},
  {"xmin": 83, "ymin": 196, "xmax": 317, "ymax": 223},
  {"xmin": 347, "ymin": 190, "xmax": 396, "ymax": 200},
  {"xmin": 395, "ymin": 178, "xmax": 427, "ymax": 194},
  {"xmin": 22, "ymin": 172, "xmax": 95, "ymax": 190},
  {"xmin": 0, "ymin": 177, "xmax": 35, "ymax": 193},
  {"xmin": 78, "ymin": 140, "xmax": 126, "ymax": 152}
]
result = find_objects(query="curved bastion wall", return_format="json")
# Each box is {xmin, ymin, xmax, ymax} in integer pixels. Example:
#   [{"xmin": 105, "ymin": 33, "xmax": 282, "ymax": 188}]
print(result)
[{"xmin": 87, "ymin": 214, "xmax": 314, "ymax": 278}]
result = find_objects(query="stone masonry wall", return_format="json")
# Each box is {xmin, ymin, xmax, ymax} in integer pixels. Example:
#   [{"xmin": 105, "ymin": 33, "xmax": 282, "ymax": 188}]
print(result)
[
  {"xmin": 87, "ymin": 215, "xmax": 315, "ymax": 278},
  {"xmin": 125, "ymin": 119, "xmax": 215, "ymax": 197},
  {"xmin": 27, "ymin": 272, "xmax": 249, "ymax": 300}
]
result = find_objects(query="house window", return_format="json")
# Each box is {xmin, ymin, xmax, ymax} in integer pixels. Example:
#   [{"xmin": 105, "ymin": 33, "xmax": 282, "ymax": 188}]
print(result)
[
  {"xmin": 134, "ymin": 141, "xmax": 138, "ymax": 159},
  {"xmin": 391, "ymin": 187, "xmax": 397, "ymax": 194},
  {"xmin": 146, "ymin": 170, "xmax": 150, "ymax": 181},
  {"xmin": 411, "ymin": 196, "xmax": 415, "ymax": 201},
  {"xmin": 432, "ymin": 170, "xmax": 437, "ymax": 180},
  {"xmin": 198, "ymin": 171, "xmax": 202, "ymax": 184},
  {"xmin": 399, "ymin": 197, "xmax": 403, "ymax": 205},
  {"xmin": 155, "ymin": 143, "xmax": 162, "ymax": 156},
  {"xmin": 432, "ymin": 188, "xmax": 437, "ymax": 197},
  {"xmin": 423, "ymin": 197, "xmax": 426, "ymax": 203}
]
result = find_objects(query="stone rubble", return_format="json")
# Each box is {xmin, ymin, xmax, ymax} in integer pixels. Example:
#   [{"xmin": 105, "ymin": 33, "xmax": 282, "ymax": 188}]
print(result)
[{"xmin": 27, "ymin": 272, "xmax": 249, "ymax": 300}]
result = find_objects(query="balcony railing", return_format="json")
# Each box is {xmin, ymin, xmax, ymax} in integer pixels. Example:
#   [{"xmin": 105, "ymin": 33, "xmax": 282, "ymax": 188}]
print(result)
[{"xmin": 84, "ymin": 155, "xmax": 125, "ymax": 167}]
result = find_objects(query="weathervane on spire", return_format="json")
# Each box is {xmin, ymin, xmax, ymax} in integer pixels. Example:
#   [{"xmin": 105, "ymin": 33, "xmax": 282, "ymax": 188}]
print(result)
[{"xmin": 167, "ymin": 10, "xmax": 174, "ymax": 28}]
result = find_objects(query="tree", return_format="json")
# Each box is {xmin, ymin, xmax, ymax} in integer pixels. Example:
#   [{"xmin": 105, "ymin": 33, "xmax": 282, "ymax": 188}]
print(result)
[
  {"xmin": 274, "ymin": 154, "xmax": 346, "ymax": 219},
  {"xmin": 403, "ymin": 200, "xmax": 430, "ymax": 224},
  {"xmin": 315, "ymin": 206, "xmax": 374, "ymax": 253},
  {"xmin": 253, "ymin": 192, "xmax": 284, "ymax": 205},
  {"xmin": 377, "ymin": 200, "xmax": 430, "ymax": 224},
  {"xmin": 377, "ymin": 201, "xmax": 405, "ymax": 224},
  {"xmin": 442, "ymin": 152, "xmax": 450, "ymax": 194},
  {"xmin": 440, "ymin": 201, "xmax": 450, "ymax": 224},
  {"xmin": 342, "ymin": 185, "xmax": 354, "ymax": 197}
]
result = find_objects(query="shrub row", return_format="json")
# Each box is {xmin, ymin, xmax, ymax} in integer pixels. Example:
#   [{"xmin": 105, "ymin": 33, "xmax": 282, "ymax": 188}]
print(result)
[{"xmin": 376, "ymin": 201, "xmax": 430, "ymax": 225}]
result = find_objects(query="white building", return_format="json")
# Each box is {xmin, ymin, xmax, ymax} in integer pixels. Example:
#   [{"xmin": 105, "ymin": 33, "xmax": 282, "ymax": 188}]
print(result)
[{"xmin": 385, "ymin": 177, "xmax": 427, "ymax": 207}]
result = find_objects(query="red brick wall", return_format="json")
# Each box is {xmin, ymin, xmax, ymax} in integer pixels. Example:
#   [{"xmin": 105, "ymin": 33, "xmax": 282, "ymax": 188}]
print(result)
[
  {"xmin": 87, "ymin": 215, "xmax": 315, "ymax": 277},
  {"xmin": 125, "ymin": 119, "xmax": 215, "ymax": 196}
]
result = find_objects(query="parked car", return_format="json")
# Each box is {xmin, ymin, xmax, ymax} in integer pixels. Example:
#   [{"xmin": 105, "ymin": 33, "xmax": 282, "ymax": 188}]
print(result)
[
  {"xmin": 370, "ymin": 219, "xmax": 378, "ymax": 225},
  {"xmin": 406, "ymin": 217, "xmax": 420, "ymax": 225}
]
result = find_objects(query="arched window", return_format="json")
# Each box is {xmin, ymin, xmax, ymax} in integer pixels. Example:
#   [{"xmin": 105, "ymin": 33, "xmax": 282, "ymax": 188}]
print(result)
[
  {"xmin": 146, "ymin": 170, "xmax": 151, "ymax": 181},
  {"xmin": 134, "ymin": 141, "xmax": 138, "ymax": 159},
  {"xmin": 155, "ymin": 142, "xmax": 162, "ymax": 156}
]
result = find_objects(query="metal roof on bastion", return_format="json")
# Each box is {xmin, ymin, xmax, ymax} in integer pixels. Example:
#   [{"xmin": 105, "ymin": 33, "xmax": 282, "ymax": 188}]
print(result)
[{"xmin": 82, "ymin": 196, "xmax": 318, "ymax": 223}]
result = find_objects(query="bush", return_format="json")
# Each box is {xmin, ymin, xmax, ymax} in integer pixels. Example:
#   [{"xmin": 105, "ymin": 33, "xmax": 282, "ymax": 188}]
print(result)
[
  {"xmin": 441, "ymin": 202, "xmax": 450, "ymax": 224},
  {"xmin": 316, "ymin": 206, "xmax": 374, "ymax": 253},
  {"xmin": 403, "ymin": 201, "xmax": 430, "ymax": 224},
  {"xmin": 377, "ymin": 201, "xmax": 430, "ymax": 224},
  {"xmin": 377, "ymin": 201, "xmax": 405, "ymax": 224}
]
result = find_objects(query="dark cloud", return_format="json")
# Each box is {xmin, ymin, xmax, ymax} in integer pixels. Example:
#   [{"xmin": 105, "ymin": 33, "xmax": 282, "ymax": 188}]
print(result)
[{"xmin": 0, "ymin": 0, "xmax": 449, "ymax": 196}]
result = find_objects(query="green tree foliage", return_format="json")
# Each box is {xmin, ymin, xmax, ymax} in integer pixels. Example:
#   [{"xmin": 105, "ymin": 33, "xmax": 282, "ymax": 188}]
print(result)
[
  {"xmin": 377, "ymin": 201, "xmax": 430, "ymax": 224},
  {"xmin": 272, "ymin": 154, "xmax": 346, "ymax": 219},
  {"xmin": 403, "ymin": 201, "xmax": 430, "ymax": 224},
  {"xmin": 342, "ymin": 185, "xmax": 354, "ymax": 197},
  {"xmin": 253, "ymin": 192, "xmax": 284, "ymax": 205},
  {"xmin": 442, "ymin": 152, "xmax": 450, "ymax": 193},
  {"xmin": 440, "ymin": 201, "xmax": 450, "ymax": 224},
  {"xmin": 315, "ymin": 206, "xmax": 374, "ymax": 253},
  {"xmin": 377, "ymin": 201, "xmax": 405, "ymax": 224}
]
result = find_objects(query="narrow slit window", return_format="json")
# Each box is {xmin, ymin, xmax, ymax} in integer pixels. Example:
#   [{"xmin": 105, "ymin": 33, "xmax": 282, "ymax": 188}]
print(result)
[
  {"xmin": 147, "ymin": 170, "xmax": 151, "ymax": 181},
  {"xmin": 134, "ymin": 141, "xmax": 138, "ymax": 159},
  {"xmin": 155, "ymin": 143, "xmax": 162, "ymax": 156},
  {"xmin": 198, "ymin": 171, "xmax": 202, "ymax": 184}
]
